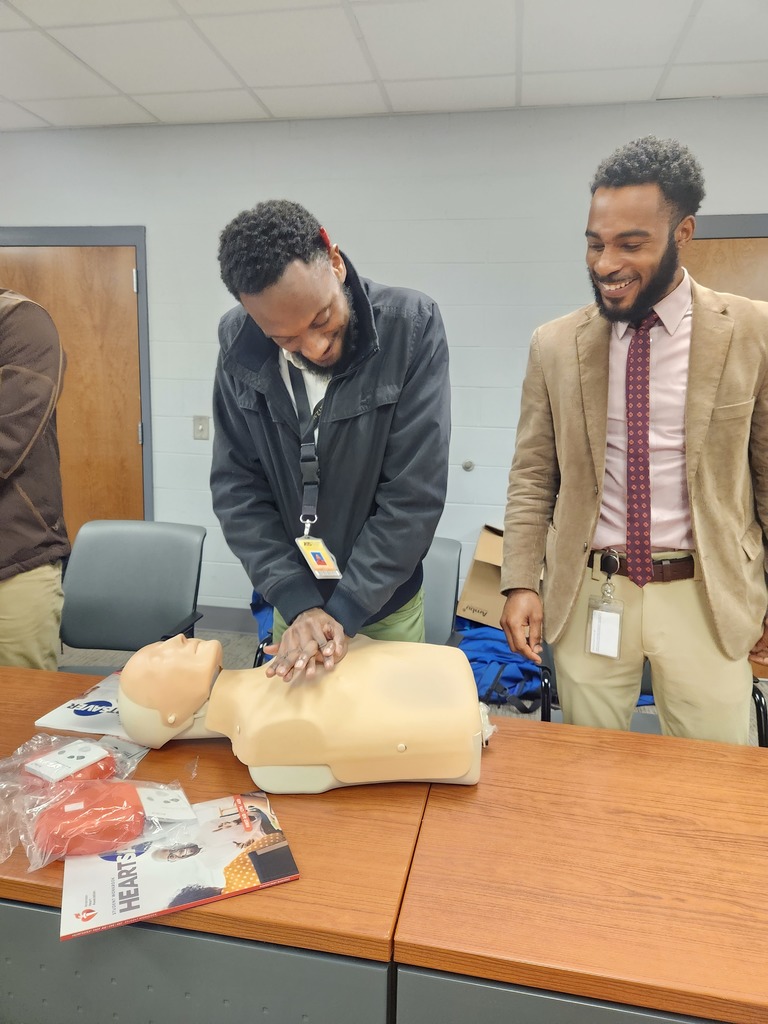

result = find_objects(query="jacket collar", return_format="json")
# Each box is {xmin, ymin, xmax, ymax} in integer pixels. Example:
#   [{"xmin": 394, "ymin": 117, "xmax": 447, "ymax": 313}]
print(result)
[
  {"xmin": 575, "ymin": 304, "xmax": 611, "ymax": 487},
  {"xmin": 685, "ymin": 279, "xmax": 734, "ymax": 484},
  {"xmin": 575, "ymin": 277, "xmax": 735, "ymax": 485}
]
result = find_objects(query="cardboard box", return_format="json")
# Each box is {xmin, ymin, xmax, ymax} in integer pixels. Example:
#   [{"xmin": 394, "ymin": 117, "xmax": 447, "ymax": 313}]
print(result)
[{"xmin": 456, "ymin": 524, "xmax": 505, "ymax": 627}]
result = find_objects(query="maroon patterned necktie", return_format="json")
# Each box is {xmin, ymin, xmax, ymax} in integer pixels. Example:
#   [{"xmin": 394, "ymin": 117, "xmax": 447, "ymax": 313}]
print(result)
[{"xmin": 625, "ymin": 311, "xmax": 660, "ymax": 587}]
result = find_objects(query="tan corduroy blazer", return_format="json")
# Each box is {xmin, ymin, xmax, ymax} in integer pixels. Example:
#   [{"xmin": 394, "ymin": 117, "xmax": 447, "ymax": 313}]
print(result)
[{"xmin": 501, "ymin": 279, "xmax": 768, "ymax": 659}]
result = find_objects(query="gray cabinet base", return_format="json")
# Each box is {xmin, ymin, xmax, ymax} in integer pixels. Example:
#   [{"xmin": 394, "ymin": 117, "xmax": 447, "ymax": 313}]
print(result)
[
  {"xmin": 397, "ymin": 966, "xmax": 716, "ymax": 1024},
  {"xmin": 0, "ymin": 900, "xmax": 390, "ymax": 1024}
]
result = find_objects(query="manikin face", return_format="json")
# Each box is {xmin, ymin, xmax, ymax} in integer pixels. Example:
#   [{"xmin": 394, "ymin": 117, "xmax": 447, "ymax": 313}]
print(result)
[
  {"xmin": 585, "ymin": 183, "xmax": 694, "ymax": 323},
  {"xmin": 128, "ymin": 634, "xmax": 223, "ymax": 685},
  {"xmin": 239, "ymin": 248, "xmax": 350, "ymax": 372},
  {"xmin": 120, "ymin": 634, "xmax": 223, "ymax": 720}
]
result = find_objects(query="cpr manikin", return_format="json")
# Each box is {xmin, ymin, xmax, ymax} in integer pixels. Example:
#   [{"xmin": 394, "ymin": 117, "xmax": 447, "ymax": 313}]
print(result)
[{"xmin": 117, "ymin": 634, "xmax": 491, "ymax": 793}]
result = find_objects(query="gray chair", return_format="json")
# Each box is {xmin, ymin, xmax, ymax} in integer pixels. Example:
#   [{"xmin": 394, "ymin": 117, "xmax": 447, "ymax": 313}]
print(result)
[
  {"xmin": 540, "ymin": 645, "xmax": 768, "ymax": 746},
  {"xmin": 422, "ymin": 535, "xmax": 462, "ymax": 645},
  {"xmin": 253, "ymin": 534, "xmax": 462, "ymax": 665},
  {"xmin": 59, "ymin": 519, "xmax": 206, "ymax": 675}
]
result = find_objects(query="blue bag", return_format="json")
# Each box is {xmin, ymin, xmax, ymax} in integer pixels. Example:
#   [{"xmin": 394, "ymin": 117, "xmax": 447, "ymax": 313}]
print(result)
[
  {"xmin": 250, "ymin": 591, "xmax": 274, "ymax": 644},
  {"xmin": 456, "ymin": 618, "xmax": 543, "ymax": 714}
]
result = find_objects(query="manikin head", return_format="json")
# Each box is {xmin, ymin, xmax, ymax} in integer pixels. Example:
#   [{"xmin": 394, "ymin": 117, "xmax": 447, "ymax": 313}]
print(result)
[
  {"xmin": 118, "ymin": 634, "xmax": 223, "ymax": 748},
  {"xmin": 218, "ymin": 199, "xmax": 357, "ymax": 376},
  {"xmin": 586, "ymin": 136, "xmax": 705, "ymax": 324}
]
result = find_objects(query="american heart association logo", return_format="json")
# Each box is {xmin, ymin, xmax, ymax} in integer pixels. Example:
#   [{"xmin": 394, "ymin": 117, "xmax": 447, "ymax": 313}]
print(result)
[{"xmin": 75, "ymin": 907, "xmax": 97, "ymax": 923}]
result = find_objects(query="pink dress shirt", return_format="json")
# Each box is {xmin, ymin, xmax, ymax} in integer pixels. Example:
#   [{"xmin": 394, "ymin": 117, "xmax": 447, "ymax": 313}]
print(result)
[{"xmin": 592, "ymin": 270, "xmax": 694, "ymax": 553}]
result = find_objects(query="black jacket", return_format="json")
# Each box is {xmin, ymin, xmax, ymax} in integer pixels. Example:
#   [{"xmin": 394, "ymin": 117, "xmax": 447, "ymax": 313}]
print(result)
[{"xmin": 210, "ymin": 256, "xmax": 450, "ymax": 636}]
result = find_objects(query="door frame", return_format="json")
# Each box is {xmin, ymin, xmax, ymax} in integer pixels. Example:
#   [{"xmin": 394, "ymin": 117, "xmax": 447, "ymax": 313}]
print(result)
[
  {"xmin": 0, "ymin": 225, "xmax": 153, "ymax": 519},
  {"xmin": 696, "ymin": 213, "xmax": 768, "ymax": 238}
]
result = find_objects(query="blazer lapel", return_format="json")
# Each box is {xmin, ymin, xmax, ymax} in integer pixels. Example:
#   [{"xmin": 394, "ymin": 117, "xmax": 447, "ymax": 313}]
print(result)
[
  {"xmin": 685, "ymin": 283, "xmax": 734, "ymax": 485},
  {"xmin": 576, "ymin": 308, "xmax": 611, "ymax": 484}
]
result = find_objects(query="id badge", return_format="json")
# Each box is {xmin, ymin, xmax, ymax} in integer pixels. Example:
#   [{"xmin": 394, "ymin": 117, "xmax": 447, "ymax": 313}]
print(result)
[
  {"xmin": 295, "ymin": 535, "xmax": 342, "ymax": 579},
  {"xmin": 585, "ymin": 589, "xmax": 623, "ymax": 658}
]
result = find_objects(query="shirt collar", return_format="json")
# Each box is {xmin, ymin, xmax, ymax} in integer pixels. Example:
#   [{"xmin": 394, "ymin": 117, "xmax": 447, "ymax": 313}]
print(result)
[{"xmin": 614, "ymin": 267, "xmax": 692, "ymax": 339}]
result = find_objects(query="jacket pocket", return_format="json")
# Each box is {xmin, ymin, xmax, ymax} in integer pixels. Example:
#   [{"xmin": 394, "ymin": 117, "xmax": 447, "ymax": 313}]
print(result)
[
  {"xmin": 324, "ymin": 383, "xmax": 402, "ymax": 423},
  {"xmin": 711, "ymin": 398, "xmax": 755, "ymax": 421},
  {"xmin": 741, "ymin": 520, "xmax": 763, "ymax": 561}
]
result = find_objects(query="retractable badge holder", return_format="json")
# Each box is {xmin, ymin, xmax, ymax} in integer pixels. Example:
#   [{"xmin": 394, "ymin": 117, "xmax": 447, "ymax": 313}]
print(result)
[{"xmin": 585, "ymin": 549, "xmax": 624, "ymax": 658}]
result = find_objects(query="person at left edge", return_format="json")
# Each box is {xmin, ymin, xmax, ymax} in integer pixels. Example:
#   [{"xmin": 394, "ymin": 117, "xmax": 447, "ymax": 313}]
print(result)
[
  {"xmin": 211, "ymin": 200, "xmax": 451, "ymax": 682},
  {"xmin": 0, "ymin": 288, "xmax": 70, "ymax": 670}
]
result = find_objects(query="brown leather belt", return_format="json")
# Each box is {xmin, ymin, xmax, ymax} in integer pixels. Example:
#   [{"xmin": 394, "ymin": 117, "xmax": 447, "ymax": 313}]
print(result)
[{"xmin": 588, "ymin": 550, "xmax": 695, "ymax": 583}]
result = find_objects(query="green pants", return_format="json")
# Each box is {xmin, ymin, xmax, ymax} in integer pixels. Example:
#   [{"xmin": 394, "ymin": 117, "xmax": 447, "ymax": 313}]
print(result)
[{"xmin": 271, "ymin": 588, "xmax": 425, "ymax": 644}]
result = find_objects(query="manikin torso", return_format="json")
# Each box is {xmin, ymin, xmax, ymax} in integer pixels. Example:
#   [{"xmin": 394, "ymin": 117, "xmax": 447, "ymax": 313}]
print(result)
[{"xmin": 118, "ymin": 636, "xmax": 489, "ymax": 793}]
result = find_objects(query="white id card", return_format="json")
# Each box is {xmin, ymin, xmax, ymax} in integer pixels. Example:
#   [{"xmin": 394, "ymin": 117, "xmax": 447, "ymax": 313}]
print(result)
[
  {"xmin": 585, "ymin": 596, "xmax": 623, "ymax": 658},
  {"xmin": 295, "ymin": 535, "xmax": 342, "ymax": 579}
]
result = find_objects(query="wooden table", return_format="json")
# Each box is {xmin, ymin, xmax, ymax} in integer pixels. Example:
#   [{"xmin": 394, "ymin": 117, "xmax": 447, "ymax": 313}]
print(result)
[
  {"xmin": 0, "ymin": 667, "xmax": 429, "ymax": 1024},
  {"xmin": 395, "ymin": 717, "xmax": 768, "ymax": 1024}
]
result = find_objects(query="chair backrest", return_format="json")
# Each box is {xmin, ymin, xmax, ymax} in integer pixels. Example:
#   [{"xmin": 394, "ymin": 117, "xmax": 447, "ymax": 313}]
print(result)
[
  {"xmin": 422, "ymin": 536, "xmax": 462, "ymax": 645},
  {"xmin": 60, "ymin": 520, "xmax": 206, "ymax": 651}
]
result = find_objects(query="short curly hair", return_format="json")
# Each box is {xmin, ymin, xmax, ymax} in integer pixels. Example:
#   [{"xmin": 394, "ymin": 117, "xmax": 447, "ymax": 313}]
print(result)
[
  {"xmin": 590, "ymin": 136, "xmax": 706, "ymax": 221},
  {"xmin": 218, "ymin": 199, "xmax": 329, "ymax": 298}
]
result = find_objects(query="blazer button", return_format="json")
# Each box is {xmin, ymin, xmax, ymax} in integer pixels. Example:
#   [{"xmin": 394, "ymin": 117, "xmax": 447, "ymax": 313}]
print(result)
[{"xmin": 583, "ymin": 542, "xmax": 588, "ymax": 551}]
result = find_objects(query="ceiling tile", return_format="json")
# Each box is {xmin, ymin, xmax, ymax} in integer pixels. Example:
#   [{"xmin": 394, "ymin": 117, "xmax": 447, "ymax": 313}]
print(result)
[
  {"xmin": 179, "ymin": 0, "xmax": 335, "ymax": 13},
  {"xmin": 0, "ymin": 98, "xmax": 47, "ymax": 128},
  {"xmin": 138, "ymin": 88, "xmax": 268, "ymax": 123},
  {"xmin": 196, "ymin": 8, "xmax": 372, "ymax": 87},
  {"xmin": 522, "ymin": 68, "xmax": 662, "ymax": 107},
  {"xmin": 9, "ymin": 0, "xmax": 179, "ymax": 26},
  {"xmin": 677, "ymin": 0, "xmax": 768, "ymax": 63},
  {"xmin": 49, "ymin": 20, "xmax": 241, "ymax": 93},
  {"xmin": 522, "ymin": 0, "xmax": 688, "ymax": 73},
  {"xmin": 355, "ymin": 0, "xmax": 515, "ymax": 79},
  {"xmin": 662, "ymin": 62, "xmax": 768, "ymax": 100},
  {"xmin": 0, "ymin": 29, "xmax": 117, "ymax": 99},
  {"xmin": 386, "ymin": 76, "xmax": 517, "ymax": 113},
  {"xmin": 21, "ymin": 95, "xmax": 156, "ymax": 126},
  {"xmin": 257, "ymin": 82, "xmax": 387, "ymax": 118}
]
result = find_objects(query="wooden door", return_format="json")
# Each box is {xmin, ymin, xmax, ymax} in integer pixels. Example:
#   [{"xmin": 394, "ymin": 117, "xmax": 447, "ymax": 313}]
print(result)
[
  {"xmin": 0, "ymin": 246, "xmax": 144, "ymax": 540},
  {"xmin": 682, "ymin": 237, "xmax": 768, "ymax": 301}
]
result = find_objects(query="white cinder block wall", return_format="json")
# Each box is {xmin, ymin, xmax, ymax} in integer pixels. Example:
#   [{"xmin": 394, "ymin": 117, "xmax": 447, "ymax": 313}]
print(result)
[{"xmin": 2, "ymin": 97, "xmax": 767, "ymax": 614}]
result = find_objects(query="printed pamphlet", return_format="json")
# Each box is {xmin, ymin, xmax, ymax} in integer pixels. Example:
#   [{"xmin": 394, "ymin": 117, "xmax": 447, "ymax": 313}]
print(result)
[{"xmin": 60, "ymin": 791, "xmax": 299, "ymax": 939}]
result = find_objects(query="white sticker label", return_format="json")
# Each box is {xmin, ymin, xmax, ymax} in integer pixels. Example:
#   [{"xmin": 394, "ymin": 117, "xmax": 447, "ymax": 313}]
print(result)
[
  {"xmin": 135, "ymin": 786, "xmax": 196, "ymax": 822},
  {"xmin": 24, "ymin": 740, "xmax": 111, "ymax": 782}
]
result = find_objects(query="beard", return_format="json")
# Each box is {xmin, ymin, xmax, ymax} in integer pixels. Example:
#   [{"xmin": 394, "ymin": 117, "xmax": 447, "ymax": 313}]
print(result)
[
  {"xmin": 590, "ymin": 231, "xmax": 680, "ymax": 325},
  {"xmin": 290, "ymin": 284, "xmax": 359, "ymax": 378}
]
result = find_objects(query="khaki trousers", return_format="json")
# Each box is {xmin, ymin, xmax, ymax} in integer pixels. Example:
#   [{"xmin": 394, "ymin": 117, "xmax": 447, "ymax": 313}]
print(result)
[
  {"xmin": 553, "ymin": 555, "xmax": 753, "ymax": 745},
  {"xmin": 0, "ymin": 562, "xmax": 63, "ymax": 671}
]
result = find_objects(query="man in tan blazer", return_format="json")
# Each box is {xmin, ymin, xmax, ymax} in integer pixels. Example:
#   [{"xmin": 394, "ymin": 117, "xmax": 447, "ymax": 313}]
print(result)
[{"xmin": 500, "ymin": 136, "xmax": 768, "ymax": 744}]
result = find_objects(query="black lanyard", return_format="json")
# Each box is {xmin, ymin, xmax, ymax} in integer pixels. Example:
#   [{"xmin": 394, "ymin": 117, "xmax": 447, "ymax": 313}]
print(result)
[{"xmin": 288, "ymin": 363, "xmax": 324, "ymax": 530}]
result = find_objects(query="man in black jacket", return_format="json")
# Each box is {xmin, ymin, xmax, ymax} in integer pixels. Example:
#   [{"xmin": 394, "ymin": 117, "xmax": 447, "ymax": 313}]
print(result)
[{"xmin": 212, "ymin": 200, "xmax": 451, "ymax": 681}]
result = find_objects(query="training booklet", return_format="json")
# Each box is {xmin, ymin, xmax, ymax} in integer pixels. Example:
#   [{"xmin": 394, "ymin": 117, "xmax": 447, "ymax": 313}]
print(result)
[
  {"xmin": 35, "ymin": 674, "xmax": 133, "ymax": 740},
  {"xmin": 60, "ymin": 791, "xmax": 299, "ymax": 939}
]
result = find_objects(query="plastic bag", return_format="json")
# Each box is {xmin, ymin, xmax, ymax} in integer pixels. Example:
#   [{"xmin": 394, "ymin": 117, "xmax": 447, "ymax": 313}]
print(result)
[
  {"xmin": 0, "ymin": 734, "xmax": 145, "ymax": 865},
  {"xmin": 18, "ymin": 777, "xmax": 198, "ymax": 872}
]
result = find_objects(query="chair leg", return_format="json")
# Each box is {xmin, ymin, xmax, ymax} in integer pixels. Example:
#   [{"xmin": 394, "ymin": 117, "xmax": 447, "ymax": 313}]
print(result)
[
  {"xmin": 752, "ymin": 679, "xmax": 768, "ymax": 748},
  {"xmin": 254, "ymin": 633, "xmax": 273, "ymax": 668},
  {"xmin": 540, "ymin": 664, "xmax": 552, "ymax": 722}
]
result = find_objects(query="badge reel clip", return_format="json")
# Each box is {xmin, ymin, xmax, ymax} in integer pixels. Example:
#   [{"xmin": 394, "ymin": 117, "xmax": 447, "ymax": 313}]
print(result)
[{"xmin": 585, "ymin": 548, "xmax": 624, "ymax": 659}]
